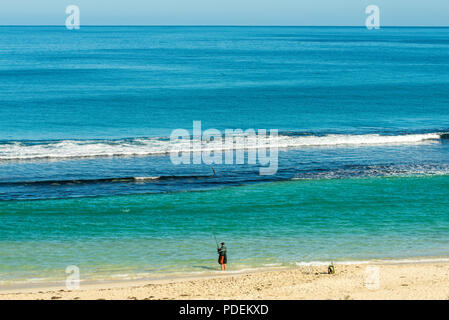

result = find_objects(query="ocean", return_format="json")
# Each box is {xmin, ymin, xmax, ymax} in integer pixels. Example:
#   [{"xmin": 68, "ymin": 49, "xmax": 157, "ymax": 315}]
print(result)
[{"xmin": 1, "ymin": 26, "xmax": 449, "ymax": 285}]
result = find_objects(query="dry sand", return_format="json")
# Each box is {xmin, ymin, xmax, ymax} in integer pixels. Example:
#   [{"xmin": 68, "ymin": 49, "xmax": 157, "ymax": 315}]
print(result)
[{"xmin": 1, "ymin": 262, "xmax": 449, "ymax": 300}]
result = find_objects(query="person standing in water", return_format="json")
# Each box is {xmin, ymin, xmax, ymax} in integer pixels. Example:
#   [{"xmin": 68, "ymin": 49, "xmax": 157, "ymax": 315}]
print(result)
[{"xmin": 217, "ymin": 242, "xmax": 227, "ymax": 271}]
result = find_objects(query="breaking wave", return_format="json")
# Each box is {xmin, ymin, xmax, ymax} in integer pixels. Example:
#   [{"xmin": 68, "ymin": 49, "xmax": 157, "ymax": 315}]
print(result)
[{"xmin": 0, "ymin": 132, "xmax": 444, "ymax": 161}]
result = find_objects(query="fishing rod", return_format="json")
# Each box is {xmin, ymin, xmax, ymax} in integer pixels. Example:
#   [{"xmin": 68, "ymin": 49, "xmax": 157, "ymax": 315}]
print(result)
[{"xmin": 213, "ymin": 233, "xmax": 219, "ymax": 249}]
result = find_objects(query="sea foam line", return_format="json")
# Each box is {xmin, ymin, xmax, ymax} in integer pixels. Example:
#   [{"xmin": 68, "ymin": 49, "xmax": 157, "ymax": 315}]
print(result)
[
  {"xmin": 295, "ymin": 257, "xmax": 449, "ymax": 267},
  {"xmin": 0, "ymin": 132, "xmax": 444, "ymax": 161}
]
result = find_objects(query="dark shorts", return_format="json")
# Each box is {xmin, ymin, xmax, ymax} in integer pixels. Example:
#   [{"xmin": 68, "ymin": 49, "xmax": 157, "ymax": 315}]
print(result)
[{"xmin": 218, "ymin": 255, "xmax": 227, "ymax": 265}]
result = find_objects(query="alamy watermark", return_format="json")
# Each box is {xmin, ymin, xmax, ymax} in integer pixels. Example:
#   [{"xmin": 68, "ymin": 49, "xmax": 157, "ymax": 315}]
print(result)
[
  {"xmin": 65, "ymin": 265, "xmax": 80, "ymax": 290},
  {"xmin": 364, "ymin": 265, "xmax": 380, "ymax": 290},
  {"xmin": 66, "ymin": 5, "xmax": 80, "ymax": 30},
  {"xmin": 170, "ymin": 121, "xmax": 279, "ymax": 175},
  {"xmin": 365, "ymin": 5, "xmax": 380, "ymax": 29}
]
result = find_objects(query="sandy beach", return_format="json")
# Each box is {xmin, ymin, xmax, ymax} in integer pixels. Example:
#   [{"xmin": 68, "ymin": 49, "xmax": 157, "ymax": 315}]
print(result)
[{"xmin": 1, "ymin": 262, "xmax": 449, "ymax": 300}]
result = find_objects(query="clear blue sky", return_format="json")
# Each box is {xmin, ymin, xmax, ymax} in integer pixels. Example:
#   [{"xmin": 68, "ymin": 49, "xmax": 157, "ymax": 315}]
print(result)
[{"xmin": 0, "ymin": 0, "xmax": 447, "ymax": 26}]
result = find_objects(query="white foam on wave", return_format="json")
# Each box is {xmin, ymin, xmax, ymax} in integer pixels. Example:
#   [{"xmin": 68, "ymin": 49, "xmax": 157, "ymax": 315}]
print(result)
[
  {"xmin": 295, "ymin": 257, "xmax": 449, "ymax": 267},
  {"xmin": 0, "ymin": 133, "xmax": 443, "ymax": 161},
  {"xmin": 296, "ymin": 260, "xmax": 369, "ymax": 267},
  {"xmin": 133, "ymin": 176, "xmax": 160, "ymax": 181},
  {"xmin": 277, "ymin": 132, "xmax": 441, "ymax": 148},
  {"xmin": 378, "ymin": 257, "xmax": 449, "ymax": 264},
  {"xmin": 291, "ymin": 163, "xmax": 449, "ymax": 180}
]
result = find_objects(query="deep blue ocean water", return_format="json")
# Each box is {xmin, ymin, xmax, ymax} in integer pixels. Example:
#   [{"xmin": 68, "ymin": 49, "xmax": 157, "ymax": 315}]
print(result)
[{"xmin": 1, "ymin": 27, "xmax": 449, "ymax": 284}]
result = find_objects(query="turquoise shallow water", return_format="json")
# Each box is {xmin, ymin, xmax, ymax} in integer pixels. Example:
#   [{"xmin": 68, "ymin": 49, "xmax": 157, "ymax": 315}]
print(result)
[{"xmin": 1, "ymin": 175, "xmax": 449, "ymax": 284}]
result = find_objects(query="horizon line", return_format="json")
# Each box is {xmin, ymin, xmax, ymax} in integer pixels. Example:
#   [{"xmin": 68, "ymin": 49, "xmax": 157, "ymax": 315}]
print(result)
[{"xmin": 1, "ymin": 25, "xmax": 449, "ymax": 28}]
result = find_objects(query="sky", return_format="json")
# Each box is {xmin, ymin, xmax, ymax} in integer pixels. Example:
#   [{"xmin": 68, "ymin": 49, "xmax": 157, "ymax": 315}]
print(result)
[{"xmin": 0, "ymin": 0, "xmax": 448, "ymax": 26}]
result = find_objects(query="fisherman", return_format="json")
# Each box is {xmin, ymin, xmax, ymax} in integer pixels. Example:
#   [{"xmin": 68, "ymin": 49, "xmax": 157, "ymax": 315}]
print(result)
[{"xmin": 217, "ymin": 242, "xmax": 227, "ymax": 271}]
